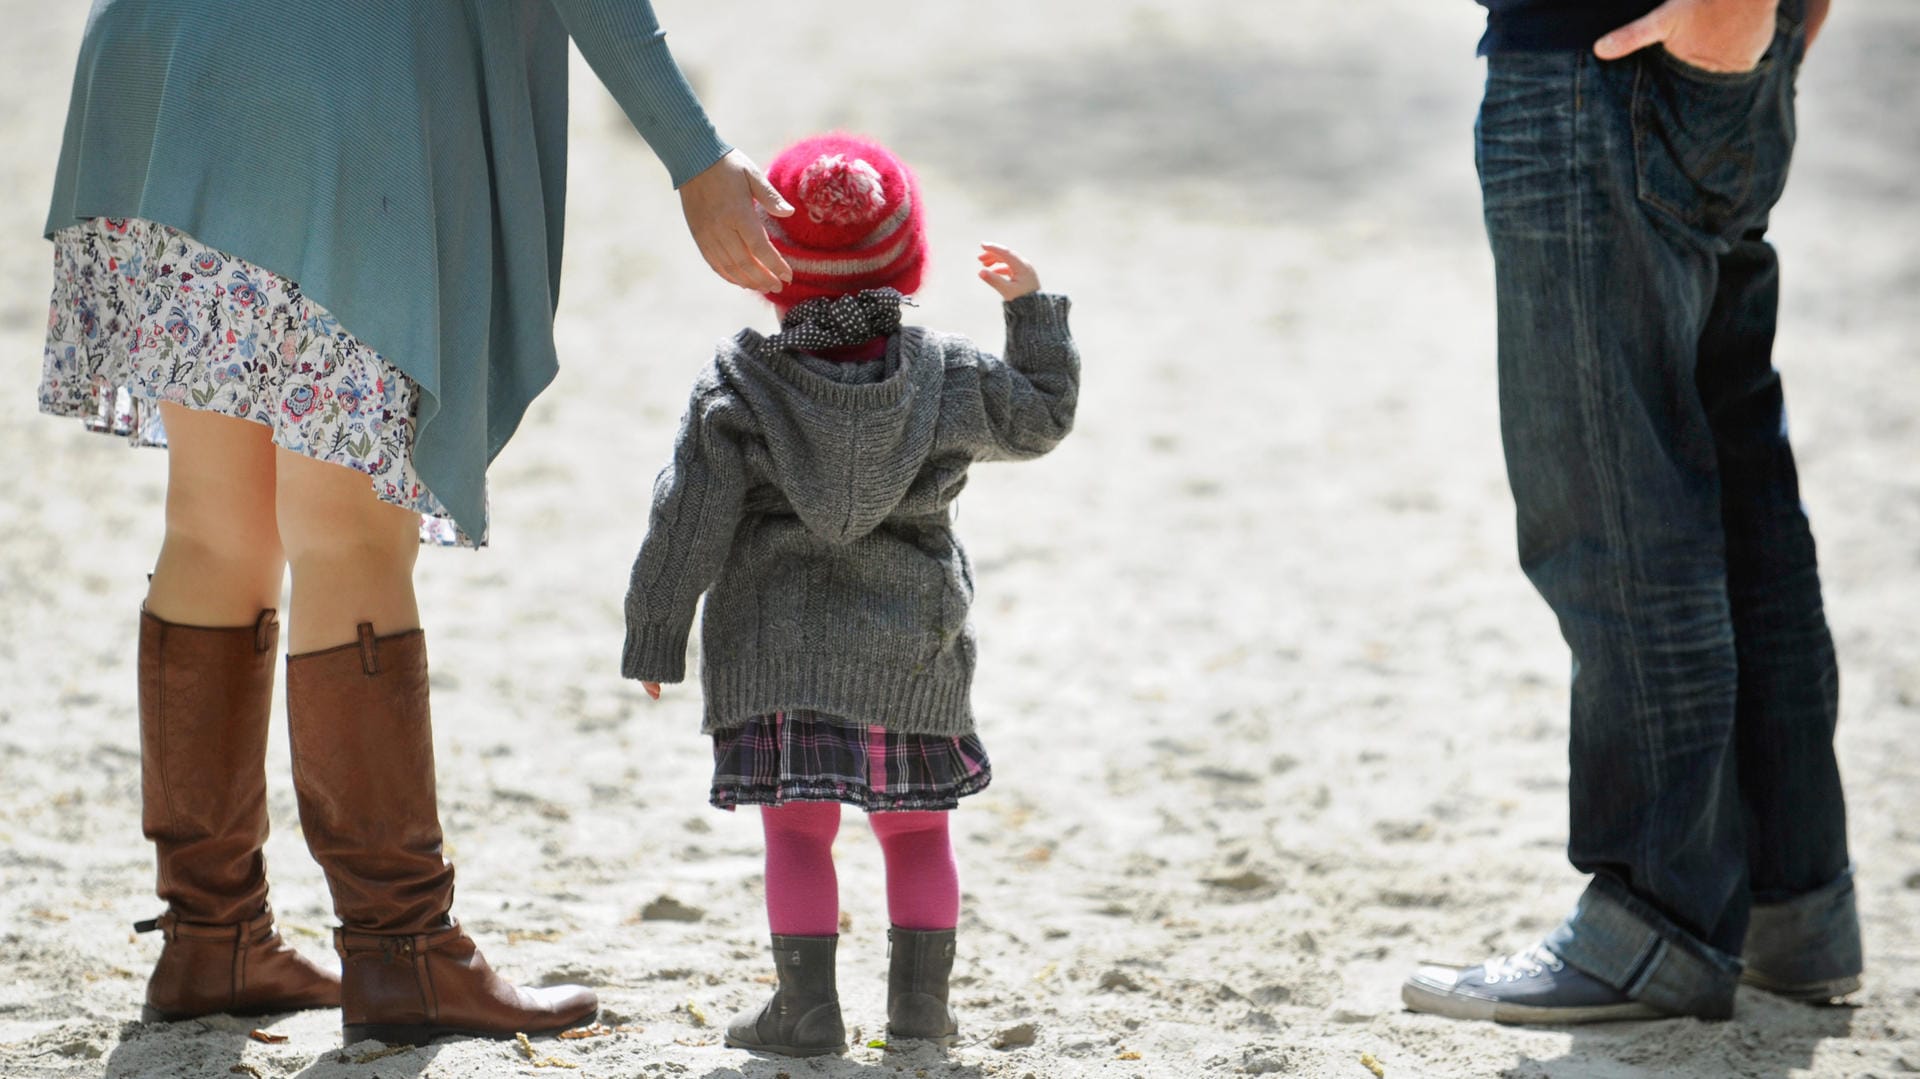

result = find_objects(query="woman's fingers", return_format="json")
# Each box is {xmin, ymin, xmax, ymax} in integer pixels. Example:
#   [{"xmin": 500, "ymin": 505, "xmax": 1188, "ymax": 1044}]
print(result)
[
  {"xmin": 695, "ymin": 233, "xmax": 751, "ymax": 291},
  {"xmin": 747, "ymin": 165, "xmax": 795, "ymax": 218},
  {"xmin": 735, "ymin": 154, "xmax": 793, "ymax": 287},
  {"xmin": 697, "ymin": 218, "xmax": 777, "ymax": 292},
  {"xmin": 740, "ymin": 221, "xmax": 793, "ymax": 287},
  {"xmin": 682, "ymin": 150, "xmax": 794, "ymax": 292},
  {"xmin": 724, "ymin": 235, "xmax": 781, "ymax": 291}
]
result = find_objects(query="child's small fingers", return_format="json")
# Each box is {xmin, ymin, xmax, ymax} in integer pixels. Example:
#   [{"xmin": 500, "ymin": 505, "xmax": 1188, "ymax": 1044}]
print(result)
[{"xmin": 977, "ymin": 268, "xmax": 1014, "ymax": 294}]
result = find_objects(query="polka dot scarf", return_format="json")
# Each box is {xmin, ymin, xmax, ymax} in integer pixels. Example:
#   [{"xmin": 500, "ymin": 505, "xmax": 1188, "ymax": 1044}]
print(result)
[{"xmin": 765, "ymin": 288, "xmax": 914, "ymax": 354}]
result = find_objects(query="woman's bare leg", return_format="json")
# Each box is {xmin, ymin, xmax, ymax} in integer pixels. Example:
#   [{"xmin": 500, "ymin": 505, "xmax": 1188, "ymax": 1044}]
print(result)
[
  {"xmin": 273, "ymin": 450, "xmax": 419, "ymax": 653},
  {"xmin": 146, "ymin": 404, "xmax": 285, "ymax": 623},
  {"xmin": 272, "ymin": 441, "xmax": 601, "ymax": 1039},
  {"xmin": 135, "ymin": 405, "xmax": 342, "ymax": 1019}
]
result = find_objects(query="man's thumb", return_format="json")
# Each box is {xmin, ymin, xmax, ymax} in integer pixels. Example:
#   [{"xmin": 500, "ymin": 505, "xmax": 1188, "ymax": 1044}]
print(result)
[{"xmin": 1594, "ymin": 5, "xmax": 1670, "ymax": 60}]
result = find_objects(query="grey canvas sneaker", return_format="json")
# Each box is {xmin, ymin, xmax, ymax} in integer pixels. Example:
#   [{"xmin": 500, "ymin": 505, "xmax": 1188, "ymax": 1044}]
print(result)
[{"xmin": 1402, "ymin": 942, "xmax": 1665, "ymax": 1024}]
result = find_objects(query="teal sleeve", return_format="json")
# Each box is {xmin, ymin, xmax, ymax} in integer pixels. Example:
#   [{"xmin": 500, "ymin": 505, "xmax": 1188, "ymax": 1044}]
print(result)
[{"xmin": 545, "ymin": 0, "xmax": 732, "ymax": 186}]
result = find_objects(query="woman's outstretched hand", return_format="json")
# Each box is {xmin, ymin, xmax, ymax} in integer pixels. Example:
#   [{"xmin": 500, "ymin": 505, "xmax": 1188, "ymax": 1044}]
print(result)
[
  {"xmin": 978, "ymin": 242, "xmax": 1040, "ymax": 301},
  {"xmin": 680, "ymin": 150, "xmax": 795, "ymax": 292},
  {"xmin": 642, "ymin": 681, "xmax": 662, "ymax": 700}
]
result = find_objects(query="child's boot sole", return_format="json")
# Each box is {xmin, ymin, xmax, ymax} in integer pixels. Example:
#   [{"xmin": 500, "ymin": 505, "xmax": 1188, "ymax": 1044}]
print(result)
[{"xmin": 723, "ymin": 1033, "xmax": 846, "ymax": 1057}]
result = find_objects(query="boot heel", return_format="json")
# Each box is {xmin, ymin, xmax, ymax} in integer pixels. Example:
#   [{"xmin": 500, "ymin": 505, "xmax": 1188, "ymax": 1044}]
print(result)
[
  {"xmin": 887, "ymin": 992, "xmax": 959, "ymax": 1042},
  {"xmin": 342, "ymin": 1022, "xmax": 443, "ymax": 1046}
]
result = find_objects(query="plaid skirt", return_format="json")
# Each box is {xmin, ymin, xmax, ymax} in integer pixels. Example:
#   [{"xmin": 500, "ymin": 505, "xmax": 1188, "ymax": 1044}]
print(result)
[{"xmin": 710, "ymin": 710, "xmax": 991, "ymax": 812}]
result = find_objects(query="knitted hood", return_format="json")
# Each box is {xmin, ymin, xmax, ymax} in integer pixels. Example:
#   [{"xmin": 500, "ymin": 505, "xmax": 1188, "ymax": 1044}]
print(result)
[{"xmin": 714, "ymin": 327, "xmax": 943, "ymax": 545}]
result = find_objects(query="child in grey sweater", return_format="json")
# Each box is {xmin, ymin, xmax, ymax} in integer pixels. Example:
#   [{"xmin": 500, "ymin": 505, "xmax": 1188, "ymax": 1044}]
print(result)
[{"xmin": 621, "ymin": 133, "xmax": 1078, "ymax": 1057}]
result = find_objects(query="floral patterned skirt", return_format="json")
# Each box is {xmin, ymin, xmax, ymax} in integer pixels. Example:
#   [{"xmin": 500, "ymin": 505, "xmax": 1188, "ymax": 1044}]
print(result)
[
  {"xmin": 710, "ymin": 710, "xmax": 991, "ymax": 813},
  {"xmin": 40, "ymin": 217, "xmax": 477, "ymax": 546}
]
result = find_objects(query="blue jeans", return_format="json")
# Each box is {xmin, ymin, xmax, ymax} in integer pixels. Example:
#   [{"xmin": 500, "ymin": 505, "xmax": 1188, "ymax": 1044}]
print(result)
[{"xmin": 1478, "ymin": 3, "xmax": 1855, "ymax": 1018}]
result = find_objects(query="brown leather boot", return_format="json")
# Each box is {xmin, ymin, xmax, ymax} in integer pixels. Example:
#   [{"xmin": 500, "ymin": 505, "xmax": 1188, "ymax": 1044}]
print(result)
[
  {"xmin": 136, "ymin": 608, "xmax": 340, "ymax": 1021},
  {"xmin": 286, "ymin": 624, "xmax": 597, "ymax": 1044}
]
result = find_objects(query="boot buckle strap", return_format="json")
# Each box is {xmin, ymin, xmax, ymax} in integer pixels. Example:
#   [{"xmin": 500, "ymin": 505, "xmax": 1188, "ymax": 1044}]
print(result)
[
  {"xmin": 333, "ymin": 920, "xmax": 462, "ymax": 960},
  {"xmin": 356, "ymin": 623, "xmax": 379, "ymax": 675},
  {"xmin": 333, "ymin": 929, "xmax": 417, "ymax": 961},
  {"xmin": 253, "ymin": 609, "xmax": 279, "ymax": 654},
  {"xmin": 136, "ymin": 912, "xmax": 252, "ymax": 943}
]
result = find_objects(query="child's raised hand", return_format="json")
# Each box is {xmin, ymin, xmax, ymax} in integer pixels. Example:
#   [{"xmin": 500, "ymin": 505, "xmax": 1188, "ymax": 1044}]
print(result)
[
  {"xmin": 978, "ymin": 243, "xmax": 1040, "ymax": 301},
  {"xmin": 642, "ymin": 682, "xmax": 662, "ymax": 700}
]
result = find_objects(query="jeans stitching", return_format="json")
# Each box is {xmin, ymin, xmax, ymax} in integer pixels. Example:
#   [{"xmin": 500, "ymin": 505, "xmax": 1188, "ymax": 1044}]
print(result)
[{"xmin": 1569, "ymin": 56, "xmax": 1664, "ymax": 816}]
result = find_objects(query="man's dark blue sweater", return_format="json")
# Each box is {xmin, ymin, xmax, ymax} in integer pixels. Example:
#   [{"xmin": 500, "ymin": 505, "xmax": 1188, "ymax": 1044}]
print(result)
[{"xmin": 1478, "ymin": 0, "xmax": 1663, "ymax": 53}]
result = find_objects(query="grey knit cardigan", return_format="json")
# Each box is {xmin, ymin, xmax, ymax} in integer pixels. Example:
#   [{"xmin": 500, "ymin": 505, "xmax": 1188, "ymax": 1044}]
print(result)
[{"xmin": 622, "ymin": 292, "xmax": 1078, "ymax": 735}]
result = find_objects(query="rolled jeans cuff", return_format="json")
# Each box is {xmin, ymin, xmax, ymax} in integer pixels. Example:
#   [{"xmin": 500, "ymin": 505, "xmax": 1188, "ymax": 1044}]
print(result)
[
  {"xmin": 1744, "ymin": 864, "xmax": 1862, "ymax": 987},
  {"xmin": 1545, "ymin": 876, "xmax": 1741, "ymax": 1019}
]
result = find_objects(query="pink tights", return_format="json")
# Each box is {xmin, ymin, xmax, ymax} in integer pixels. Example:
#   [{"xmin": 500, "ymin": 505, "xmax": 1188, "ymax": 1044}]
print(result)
[{"xmin": 760, "ymin": 802, "xmax": 959, "ymax": 936}]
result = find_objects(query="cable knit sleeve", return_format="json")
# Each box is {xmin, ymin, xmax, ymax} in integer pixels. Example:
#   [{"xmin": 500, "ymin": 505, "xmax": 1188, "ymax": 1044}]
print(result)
[
  {"xmin": 621, "ymin": 378, "xmax": 752, "ymax": 683},
  {"xmin": 545, "ymin": 0, "xmax": 731, "ymax": 186},
  {"xmin": 952, "ymin": 292, "xmax": 1080, "ymax": 462}
]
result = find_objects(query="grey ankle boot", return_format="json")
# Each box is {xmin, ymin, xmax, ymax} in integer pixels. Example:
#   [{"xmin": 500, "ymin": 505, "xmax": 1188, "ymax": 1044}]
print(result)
[
  {"xmin": 725, "ymin": 934, "xmax": 845, "ymax": 1057},
  {"xmin": 887, "ymin": 927, "xmax": 959, "ymax": 1042}
]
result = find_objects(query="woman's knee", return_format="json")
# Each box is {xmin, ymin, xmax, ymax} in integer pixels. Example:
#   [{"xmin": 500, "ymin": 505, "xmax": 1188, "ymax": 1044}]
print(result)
[
  {"xmin": 155, "ymin": 405, "xmax": 283, "ymax": 578},
  {"xmin": 273, "ymin": 448, "xmax": 418, "ymax": 569}
]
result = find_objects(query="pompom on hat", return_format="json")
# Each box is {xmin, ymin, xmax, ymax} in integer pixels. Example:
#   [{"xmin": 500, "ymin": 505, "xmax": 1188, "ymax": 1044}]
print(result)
[{"xmin": 762, "ymin": 133, "xmax": 926, "ymax": 306}]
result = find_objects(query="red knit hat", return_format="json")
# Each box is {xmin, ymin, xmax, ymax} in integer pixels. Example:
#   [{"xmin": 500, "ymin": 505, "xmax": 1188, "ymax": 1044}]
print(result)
[{"xmin": 762, "ymin": 133, "xmax": 926, "ymax": 306}]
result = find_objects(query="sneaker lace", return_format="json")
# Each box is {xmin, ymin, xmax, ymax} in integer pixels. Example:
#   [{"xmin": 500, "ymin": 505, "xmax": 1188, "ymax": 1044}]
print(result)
[{"xmin": 1482, "ymin": 943, "xmax": 1565, "ymax": 984}]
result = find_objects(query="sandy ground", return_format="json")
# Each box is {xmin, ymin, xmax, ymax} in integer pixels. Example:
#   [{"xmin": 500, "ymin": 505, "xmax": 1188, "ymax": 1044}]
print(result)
[{"xmin": 1, "ymin": 2, "xmax": 1916, "ymax": 1077}]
